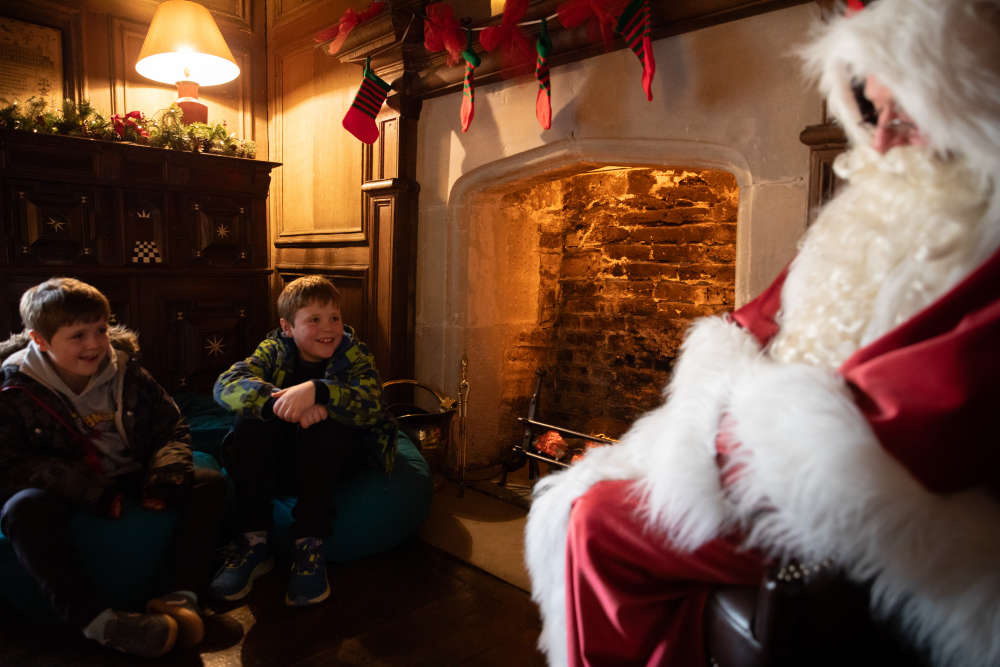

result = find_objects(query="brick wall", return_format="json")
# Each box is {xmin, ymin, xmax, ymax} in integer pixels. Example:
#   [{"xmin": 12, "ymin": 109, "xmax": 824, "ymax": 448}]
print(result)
[{"xmin": 500, "ymin": 167, "xmax": 738, "ymax": 442}]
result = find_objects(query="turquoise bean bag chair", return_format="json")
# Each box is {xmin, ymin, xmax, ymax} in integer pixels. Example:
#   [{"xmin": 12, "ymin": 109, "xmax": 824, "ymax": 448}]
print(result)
[{"xmin": 0, "ymin": 451, "xmax": 221, "ymax": 623}]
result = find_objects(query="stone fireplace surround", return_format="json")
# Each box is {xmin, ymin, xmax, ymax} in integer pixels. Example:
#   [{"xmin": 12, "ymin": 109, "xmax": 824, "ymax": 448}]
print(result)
[{"xmin": 410, "ymin": 4, "xmax": 824, "ymax": 473}]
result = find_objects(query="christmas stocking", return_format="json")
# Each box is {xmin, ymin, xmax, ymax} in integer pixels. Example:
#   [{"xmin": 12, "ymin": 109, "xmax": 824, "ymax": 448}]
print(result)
[
  {"xmin": 460, "ymin": 32, "xmax": 481, "ymax": 133},
  {"xmin": 342, "ymin": 57, "xmax": 391, "ymax": 144},
  {"xmin": 616, "ymin": 0, "xmax": 655, "ymax": 101},
  {"xmin": 535, "ymin": 18, "xmax": 552, "ymax": 130}
]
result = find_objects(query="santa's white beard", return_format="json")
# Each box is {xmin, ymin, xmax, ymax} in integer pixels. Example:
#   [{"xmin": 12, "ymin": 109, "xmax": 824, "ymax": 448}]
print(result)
[{"xmin": 768, "ymin": 146, "xmax": 996, "ymax": 369}]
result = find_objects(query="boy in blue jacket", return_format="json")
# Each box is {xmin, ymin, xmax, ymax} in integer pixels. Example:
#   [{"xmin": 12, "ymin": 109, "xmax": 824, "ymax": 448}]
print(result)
[{"xmin": 212, "ymin": 275, "xmax": 396, "ymax": 606}]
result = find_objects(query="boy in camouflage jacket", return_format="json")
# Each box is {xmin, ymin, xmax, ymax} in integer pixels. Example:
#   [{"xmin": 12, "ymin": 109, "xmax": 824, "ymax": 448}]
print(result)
[
  {"xmin": 211, "ymin": 275, "xmax": 396, "ymax": 607},
  {"xmin": 0, "ymin": 278, "xmax": 226, "ymax": 658}
]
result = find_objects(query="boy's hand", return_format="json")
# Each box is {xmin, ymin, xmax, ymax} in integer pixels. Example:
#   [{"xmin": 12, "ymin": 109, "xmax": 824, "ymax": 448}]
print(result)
[
  {"xmin": 97, "ymin": 488, "xmax": 124, "ymax": 519},
  {"xmin": 298, "ymin": 404, "xmax": 329, "ymax": 429},
  {"xmin": 271, "ymin": 381, "xmax": 317, "ymax": 423}
]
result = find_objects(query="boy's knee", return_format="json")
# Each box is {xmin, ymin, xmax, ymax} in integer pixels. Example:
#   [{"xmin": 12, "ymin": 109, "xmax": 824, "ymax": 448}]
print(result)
[
  {"xmin": 1, "ymin": 488, "xmax": 67, "ymax": 535},
  {"xmin": 192, "ymin": 467, "xmax": 227, "ymax": 504}
]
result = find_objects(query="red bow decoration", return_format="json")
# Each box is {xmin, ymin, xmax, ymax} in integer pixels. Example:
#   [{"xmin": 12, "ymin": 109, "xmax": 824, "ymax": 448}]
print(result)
[
  {"xmin": 112, "ymin": 110, "xmax": 149, "ymax": 140},
  {"xmin": 557, "ymin": 0, "xmax": 629, "ymax": 49},
  {"xmin": 479, "ymin": 0, "xmax": 534, "ymax": 77},
  {"xmin": 423, "ymin": 2, "xmax": 465, "ymax": 67},
  {"xmin": 315, "ymin": 1, "xmax": 386, "ymax": 56}
]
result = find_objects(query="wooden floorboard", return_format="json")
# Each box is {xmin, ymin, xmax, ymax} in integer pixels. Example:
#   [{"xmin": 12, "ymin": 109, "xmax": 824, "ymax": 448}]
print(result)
[{"xmin": 0, "ymin": 539, "xmax": 546, "ymax": 667}]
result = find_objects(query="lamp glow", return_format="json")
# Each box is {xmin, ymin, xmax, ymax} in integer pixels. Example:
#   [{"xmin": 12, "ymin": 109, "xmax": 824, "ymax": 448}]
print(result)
[{"xmin": 135, "ymin": 0, "xmax": 239, "ymax": 124}]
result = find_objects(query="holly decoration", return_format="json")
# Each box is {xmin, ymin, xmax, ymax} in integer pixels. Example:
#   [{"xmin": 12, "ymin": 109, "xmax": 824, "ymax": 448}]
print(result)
[
  {"xmin": 461, "ymin": 30, "xmax": 481, "ymax": 133},
  {"xmin": 342, "ymin": 57, "xmax": 392, "ymax": 144},
  {"xmin": 535, "ymin": 18, "xmax": 552, "ymax": 130},
  {"xmin": 616, "ymin": 0, "xmax": 654, "ymax": 101}
]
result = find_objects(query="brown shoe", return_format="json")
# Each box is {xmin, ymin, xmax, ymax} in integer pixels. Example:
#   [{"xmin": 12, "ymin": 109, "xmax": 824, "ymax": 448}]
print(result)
[{"xmin": 146, "ymin": 593, "xmax": 204, "ymax": 649}]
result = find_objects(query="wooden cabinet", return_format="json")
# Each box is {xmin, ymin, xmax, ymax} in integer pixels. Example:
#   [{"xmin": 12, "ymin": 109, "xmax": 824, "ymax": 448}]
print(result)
[{"xmin": 0, "ymin": 130, "xmax": 279, "ymax": 393}]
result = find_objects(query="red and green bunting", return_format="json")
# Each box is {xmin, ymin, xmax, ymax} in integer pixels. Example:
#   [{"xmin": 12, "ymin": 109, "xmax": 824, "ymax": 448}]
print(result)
[{"xmin": 329, "ymin": 0, "xmax": 657, "ymax": 141}]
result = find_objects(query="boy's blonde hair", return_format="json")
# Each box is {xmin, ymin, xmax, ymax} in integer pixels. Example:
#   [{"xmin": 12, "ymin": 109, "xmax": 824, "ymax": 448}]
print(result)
[
  {"xmin": 277, "ymin": 275, "xmax": 341, "ymax": 322},
  {"xmin": 20, "ymin": 277, "xmax": 111, "ymax": 340}
]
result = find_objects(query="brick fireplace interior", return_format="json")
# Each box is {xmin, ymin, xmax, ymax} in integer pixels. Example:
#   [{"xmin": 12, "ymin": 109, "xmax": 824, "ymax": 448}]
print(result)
[{"xmin": 452, "ymin": 164, "xmax": 738, "ymax": 473}]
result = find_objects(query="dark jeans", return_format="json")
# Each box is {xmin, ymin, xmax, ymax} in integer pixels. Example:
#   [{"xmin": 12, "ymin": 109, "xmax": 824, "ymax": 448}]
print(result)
[
  {"xmin": 0, "ymin": 467, "xmax": 226, "ymax": 628},
  {"xmin": 225, "ymin": 416, "xmax": 362, "ymax": 539}
]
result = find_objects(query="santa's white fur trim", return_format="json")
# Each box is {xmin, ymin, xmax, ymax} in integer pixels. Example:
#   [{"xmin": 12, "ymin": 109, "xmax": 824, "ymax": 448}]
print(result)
[
  {"xmin": 525, "ymin": 443, "xmax": 645, "ymax": 666},
  {"xmin": 725, "ymin": 362, "xmax": 1000, "ymax": 667},
  {"xmin": 631, "ymin": 315, "xmax": 761, "ymax": 549}
]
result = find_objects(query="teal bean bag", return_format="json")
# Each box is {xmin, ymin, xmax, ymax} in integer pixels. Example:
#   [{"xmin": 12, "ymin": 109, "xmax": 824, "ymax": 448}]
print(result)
[
  {"xmin": 0, "ymin": 451, "xmax": 221, "ymax": 623},
  {"xmin": 172, "ymin": 392, "xmax": 433, "ymax": 562}
]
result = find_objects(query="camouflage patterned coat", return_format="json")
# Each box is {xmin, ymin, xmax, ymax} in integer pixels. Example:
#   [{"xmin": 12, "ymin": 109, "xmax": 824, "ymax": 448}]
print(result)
[
  {"xmin": 0, "ymin": 328, "xmax": 193, "ymax": 508},
  {"xmin": 213, "ymin": 326, "xmax": 396, "ymax": 471}
]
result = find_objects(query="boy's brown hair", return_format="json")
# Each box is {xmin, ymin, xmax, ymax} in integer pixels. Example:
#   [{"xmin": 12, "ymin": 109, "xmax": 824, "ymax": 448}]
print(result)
[
  {"xmin": 277, "ymin": 275, "xmax": 341, "ymax": 322},
  {"xmin": 19, "ymin": 277, "xmax": 111, "ymax": 340}
]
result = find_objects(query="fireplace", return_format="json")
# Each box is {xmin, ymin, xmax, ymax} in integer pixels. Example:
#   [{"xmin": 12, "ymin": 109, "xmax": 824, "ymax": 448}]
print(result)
[
  {"xmin": 411, "ymin": 4, "xmax": 823, "ymax": 475},
  {"xmin": 424, "ymin": 137, "xmax": 754, "ymax": 474}
]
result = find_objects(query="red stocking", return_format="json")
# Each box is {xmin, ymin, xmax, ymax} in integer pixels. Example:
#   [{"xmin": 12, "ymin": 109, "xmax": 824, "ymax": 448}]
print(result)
[
  {"xmin": 342, "ymin": 57, "xmax": 391, "ymax": 144},
  {"xmin": 460, "ymin": 32, "xmax": 481, "ymax": 133},
  {"xmin": 535, "ymin": 18, "xmax": 552, "ymax": 130},
  {"xmin": 616, "ymin": 0, "xmax": 655, "ymax": 101}
]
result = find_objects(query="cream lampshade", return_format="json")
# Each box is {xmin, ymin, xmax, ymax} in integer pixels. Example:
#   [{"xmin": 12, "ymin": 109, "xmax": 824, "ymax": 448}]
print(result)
[{"xmin": 135, "ymin": 0, "xmax": 239, "ymax": 124}]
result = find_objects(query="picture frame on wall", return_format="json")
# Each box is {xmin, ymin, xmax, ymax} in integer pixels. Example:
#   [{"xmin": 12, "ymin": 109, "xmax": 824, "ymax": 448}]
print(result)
[{"xmin": 0, "ymin": 3, "xmax": 82, "ymax": 108}]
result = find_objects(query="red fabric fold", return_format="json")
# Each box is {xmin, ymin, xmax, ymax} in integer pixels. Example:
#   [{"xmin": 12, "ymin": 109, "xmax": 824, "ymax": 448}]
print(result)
[
  {"xmin": 479, "ymin": 0, "xmax": 535, "ymax": 77},
  {"xmin": 315, "ymin": 2, "xmax": 386, "ymax": 56},
  {"xmin": 423, "ymin": 3, "xmax": 465, "ymax": 67},
  {"xmin": 557, "ymin": 0, "xmax": 629, "ymax": 49}
]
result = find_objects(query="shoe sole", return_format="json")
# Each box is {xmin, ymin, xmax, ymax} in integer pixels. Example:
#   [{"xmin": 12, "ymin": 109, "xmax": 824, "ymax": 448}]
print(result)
[
  {"xmin": 217, "ymin": 557, "xmax": 276, "ymax": 602},
  {"xmin": 284, "ymin": 578, "xmax": 330, "ymax": 607},
  {"xmin": 146, "ymin": 599, "xmax": 204, "ymax": 649},
  {"xmin": 134, "ymin": 613, "xmax": 178, "ymax": 658}
]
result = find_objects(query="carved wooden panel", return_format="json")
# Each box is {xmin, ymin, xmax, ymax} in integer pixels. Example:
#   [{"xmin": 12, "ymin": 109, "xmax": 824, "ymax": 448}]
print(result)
[{"xmin": 159, "ymin": 275, "xmax": 263, "ymax": 393}]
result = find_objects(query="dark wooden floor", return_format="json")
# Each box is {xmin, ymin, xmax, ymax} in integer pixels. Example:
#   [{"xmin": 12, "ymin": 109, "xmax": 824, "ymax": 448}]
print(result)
[{"xmin": 0, "ymin": 539, "xmax": 547, "ymax": 666}]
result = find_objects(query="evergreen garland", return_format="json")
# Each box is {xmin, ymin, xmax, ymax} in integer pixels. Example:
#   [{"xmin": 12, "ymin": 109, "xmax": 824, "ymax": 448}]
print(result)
[{"xmin": 0, "ymin": 95, "xmax": 256, "ymax": 159}]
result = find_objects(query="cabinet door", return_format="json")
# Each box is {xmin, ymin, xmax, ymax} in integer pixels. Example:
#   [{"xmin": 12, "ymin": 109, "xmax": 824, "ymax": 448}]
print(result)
[
  {"xmin": 140, "ymin": 274, "xmax": 268, "ymax": 393},
  {"xmin": 7, "ymin": 181, "xmax": 116, "ymax": 265},
  {"xmin": 178, "ymin": 193, "xmax": 255, "ymax": 267},
  {"xmin": 121, "ymin": 190, "xmax": 169, "ymax": 266}
]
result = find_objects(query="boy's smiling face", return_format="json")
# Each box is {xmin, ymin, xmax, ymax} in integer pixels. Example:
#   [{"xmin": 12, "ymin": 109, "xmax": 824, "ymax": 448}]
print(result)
[
  {"xmin": 30, "ymin": 318, "xmax": 110, "ymax": 392},
  {"xmin": 280, "ymin": 299, "xmax": 343, "ymax": 362}
]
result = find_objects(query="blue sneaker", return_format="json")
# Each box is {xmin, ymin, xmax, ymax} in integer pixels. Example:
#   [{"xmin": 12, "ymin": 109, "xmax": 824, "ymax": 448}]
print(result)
[
  {"xmin": 209, "ymin": 538, "xmax": 275, "ymax": 601},
  {"xmin": 285, "ymin": 537, "xmax": 330, "ymax": 607}
]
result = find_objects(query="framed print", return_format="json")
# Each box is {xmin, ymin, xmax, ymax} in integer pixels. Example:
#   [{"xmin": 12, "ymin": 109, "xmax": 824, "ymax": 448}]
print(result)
[{"xmin": 0, "ymin": 16, "xmax": 64, "ymax": 107}]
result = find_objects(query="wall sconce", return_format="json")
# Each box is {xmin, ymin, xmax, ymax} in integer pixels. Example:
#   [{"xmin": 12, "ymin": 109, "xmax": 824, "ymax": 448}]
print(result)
[{"xmin": 135, "ymin": 0, "xmax": 239, "ymax": 124}]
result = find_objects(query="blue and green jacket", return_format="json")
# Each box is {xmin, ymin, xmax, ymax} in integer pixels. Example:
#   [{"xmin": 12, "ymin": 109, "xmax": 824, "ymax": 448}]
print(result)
[{"xmin": 213, "ymin": 326, "xmax": 396, "ymax": 471}]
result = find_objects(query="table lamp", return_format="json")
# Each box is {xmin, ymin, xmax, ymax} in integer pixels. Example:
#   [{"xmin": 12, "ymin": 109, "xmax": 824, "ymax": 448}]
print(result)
[{"xmin": 135, "ymin": 0, "xmax": 239, "ymax": 124}]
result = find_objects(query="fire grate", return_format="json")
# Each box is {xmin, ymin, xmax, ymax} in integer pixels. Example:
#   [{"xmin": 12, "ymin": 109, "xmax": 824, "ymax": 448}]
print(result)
[{"xmin": 500, "ymin": 369, "xmax": 618, "ymax": 486}]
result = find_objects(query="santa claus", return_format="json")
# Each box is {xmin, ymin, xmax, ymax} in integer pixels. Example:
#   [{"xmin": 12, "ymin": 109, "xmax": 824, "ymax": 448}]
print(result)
[{"xmin": 524, "ymin": 1, "xmax": 1000, "ymax": 666}]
